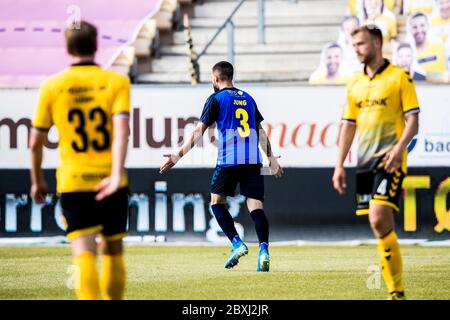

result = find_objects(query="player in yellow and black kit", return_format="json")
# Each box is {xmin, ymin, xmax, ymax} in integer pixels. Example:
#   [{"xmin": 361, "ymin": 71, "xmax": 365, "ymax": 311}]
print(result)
[
  {"xmin": 29, "ymin": 21, "xmax": 130, "ymax": 300},
  {"xmin": 333, "ymin": 25, "xmax": 420, "ymax": 300}
]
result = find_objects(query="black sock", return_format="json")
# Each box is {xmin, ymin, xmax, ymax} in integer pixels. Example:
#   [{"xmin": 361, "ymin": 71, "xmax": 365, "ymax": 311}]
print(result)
[
  {"xmin": 250, "ymin": 209, "xmax": 269, "ymax": 245},
  {"xmin": 211, "ymin": 204, "xmax": 239, "ymax": 243}
]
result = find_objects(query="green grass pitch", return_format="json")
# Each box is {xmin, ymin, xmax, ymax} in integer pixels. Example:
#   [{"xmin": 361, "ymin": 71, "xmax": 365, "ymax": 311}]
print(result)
[{"xmin": 1, "ymin": 245, "xmax": 449, "ymax": 300}]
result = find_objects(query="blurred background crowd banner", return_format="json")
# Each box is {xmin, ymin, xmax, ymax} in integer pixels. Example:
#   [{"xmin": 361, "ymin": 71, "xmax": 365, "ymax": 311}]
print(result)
[
  {"xmin": 309, "ymin": 0, "xmax": 450, "ymax": 84},
  {"xmin": 1, "ymin": 0, "xmax": 448, "ymax": 87}
]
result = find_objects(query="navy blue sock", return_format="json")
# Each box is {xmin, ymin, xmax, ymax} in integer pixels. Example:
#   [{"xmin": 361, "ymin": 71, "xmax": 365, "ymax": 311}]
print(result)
[
  {"xmin": 231, "ymin": 235, "xmax": 242, "ymax": 247},
  {"xmin": 211, "ymin": 204, "xmax": 239, "ymax": 243},
  {"xmin": 260, "ymin": 242, "xmax": 268, "ymax": 252},
  {"xmin": 250, "ymin": 209, "xmax": 269, "ymax": 246}
]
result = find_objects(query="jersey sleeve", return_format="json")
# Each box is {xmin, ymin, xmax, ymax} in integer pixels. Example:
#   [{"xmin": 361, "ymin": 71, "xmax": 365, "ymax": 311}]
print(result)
[
  {"xmin": 255, "ymin": 106, "xmax": 264, "ymax": 124},
  {"xmin": 112, "ymin": 76, "xmax": 131, "ymax": 116},
  {"xmin": 400, "ymin": 71, "xmax": 420, "ymax": 116},
  {"xmin": 342, "ymin": 81, "xmax": 358, "ymax": 124},
  {"xmin": 32, "ymin": 81, "xmax": 53, "ymax": 132},
  {"xmin": 200, "ymin": 95, "xmax": 220, "ymax": 126},
  {"xmin": 385, "ymin": 0, "xmax": 395, "ymax": 11},
  {"xmin": 389, "ymin": 15, "xmax": 397, "ymax": 39},
  {"xmin": 252, "ymin": 98, "xmax": 264, "ymax": 124}
]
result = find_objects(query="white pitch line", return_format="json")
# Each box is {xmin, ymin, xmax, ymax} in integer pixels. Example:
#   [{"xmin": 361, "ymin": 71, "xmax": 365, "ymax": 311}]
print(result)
[{"xmin": 0, "ymin": 237, "xmax": 448, "ymax": 247}]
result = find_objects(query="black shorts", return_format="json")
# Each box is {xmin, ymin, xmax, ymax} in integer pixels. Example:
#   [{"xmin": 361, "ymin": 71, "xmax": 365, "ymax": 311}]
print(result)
[
  {"xmin": 355, "ymin": 160, "xmax": 405, "ymax": 215},
  {"xmin": 211, "ymin": 164, "xmax": 264, "ymax": 201},
  {"xmin": 60, "ymin": 187, "xmax": 129, "ymax": 240}
]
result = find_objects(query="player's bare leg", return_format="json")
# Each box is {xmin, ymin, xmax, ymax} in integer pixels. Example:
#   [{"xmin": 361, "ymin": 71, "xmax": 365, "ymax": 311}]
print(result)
[
  {"xmin": 368, "ymin": 203, "xmax": 395, "ymax": 238},
  {"xmin": 211, "ymin": 193, "xmax": 228, "ymax": 206},
  {"xmin": 369, "ymin": 204, "xmax": 405, "ymax": 300},
  {"xmin": 98, "ymin": 238, "xmax": 126, "ymax": 300},
  {"xmin": 246, "ymin": 198, "xmax": 263, "ymax": 212},
  {"xmin": 211, "ymin": 194, "xmax": 248, "ymax": 269},
  {"xmin": 70, "ymin": 233, "xmax": 100, "ymax": 300},
  {"xmin": 247, "ymin": 198, "xmax": 270, "ymax": 272}
]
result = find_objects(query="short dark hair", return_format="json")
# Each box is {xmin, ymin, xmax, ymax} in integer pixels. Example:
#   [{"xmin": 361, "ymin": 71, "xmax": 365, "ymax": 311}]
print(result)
[
  {"xmin": 64, "ymin": 20, "xmax": 98, "ymax": 56},
  {"xmin": 410, "ymin": 12, "xmax": 429, "ymax": 23},
  {"xmin": 327, "ymin": 42, "xmax": 342, "ymax": 51},
  {"xmin": 351, "ymin": 24, "xmax": 384, "ymax": 46},
  {"xmin": 397, "ymin": 42, "xmax": 413, "ymax": 52},
  {"xmin": 212, "ymin": 61, "xmax": 234, "ymax": 81},
  {"xmin": 341, "ymin": 15, "xmax": 360, "ymax": 28}
]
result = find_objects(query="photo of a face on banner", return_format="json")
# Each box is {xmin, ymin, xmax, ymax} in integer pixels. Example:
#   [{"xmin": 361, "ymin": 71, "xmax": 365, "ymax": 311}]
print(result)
[
  {"xmin": 407, "ymin": 12, "xmax": 449, "ymax": 73},
  {"xmin": 309, "ymin": 43, "xmax": 354, "ymax": 84},
  {"xmin": 393, "ymin": 42, "xmax": 427, "ymax": 80}
]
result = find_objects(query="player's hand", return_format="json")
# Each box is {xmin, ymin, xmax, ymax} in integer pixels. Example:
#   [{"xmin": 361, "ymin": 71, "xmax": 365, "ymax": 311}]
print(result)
[
  {"xmin": 269, "ymin": 156, "xmax": 284, "ymax": 178},
  {"xmin": 384, "ymin": 146, "xmax": 403, "ymax": 173},
  {"xmin": 95, "ymin": 176, "xmax": 121, "ymax": 201},
  {"xmin": 332, "ymin": 166, "xmax": 347, "ymax": 195},
  {"xmin": 160, "ymin": 153, "xmax": 181, "ymax": 174},
  {"xmin": 30, "ymin": 179, "xmax": 48, "ymax": 204}
]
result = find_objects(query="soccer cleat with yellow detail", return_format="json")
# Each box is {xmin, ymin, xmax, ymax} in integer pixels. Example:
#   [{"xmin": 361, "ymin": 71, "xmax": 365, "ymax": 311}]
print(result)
[
  {"xmin": 256, "ymin": 249, "xmax": 270, "ymax": 272},
  {"xmin": 388, "ymin": 291, "xmax": 406, "ymax": 300}
]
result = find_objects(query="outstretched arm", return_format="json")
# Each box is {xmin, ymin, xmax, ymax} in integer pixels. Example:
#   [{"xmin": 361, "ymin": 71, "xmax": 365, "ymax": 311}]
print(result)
[
  {"xmin": 160, "ymin": 122, "xmax": 208, "ymax": 174},
  {"xmin": 258, "ymin": 123, "xmax": 284, "ymax": 178}
]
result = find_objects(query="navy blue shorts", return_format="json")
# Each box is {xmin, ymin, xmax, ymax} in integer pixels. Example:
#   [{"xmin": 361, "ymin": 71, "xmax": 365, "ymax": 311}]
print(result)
[{"xmin": 210, "ymin": 164, "xmax": 264, "ymax": 201}]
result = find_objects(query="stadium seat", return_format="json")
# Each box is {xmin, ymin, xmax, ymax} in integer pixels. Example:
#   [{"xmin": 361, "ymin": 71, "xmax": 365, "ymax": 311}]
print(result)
[
  {"xmin": 154, "ymin": 0, "xmax": 182, "ymax": 31},
  {"xmin": 134, "ymin": 19, "xmax": 159, "ymax": 57},
  {"xmin": 109, "ymin": 46, "xmax": 136, "ymax": 75}
]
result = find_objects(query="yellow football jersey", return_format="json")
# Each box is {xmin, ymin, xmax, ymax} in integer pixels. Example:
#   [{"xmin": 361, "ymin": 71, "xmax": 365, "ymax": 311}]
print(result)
[
  {"xmin": 348, "ymin": 0, "xmax": 359, "ymax": 14},
  {"xmin": 309, "ymin": 74, "xmax": 351, "ymax": 85},
  {"xmin": 404, "ymin": 0, "xmax": 435, "ymax": 15},
  {"xmin": 33, "ymin": 63, "xmax": 130, "ymax": 193},
  {"xmin": 364, "ymin": 13, "xmax": 398, "ymax": 43},
  {"xmin": 416, "ymin": 41, "xmax": 448, "ymax": 73},
  {"xmin": 431, "ymin": 16, "xmax": 450, "ymax": 42},
  {"xmin": 384, "ymin": 0, "xmax": 396, "ymax": 11},
  {"xmin": 343, "ymin": 60, "xmax": 420, "ymax": 171}
]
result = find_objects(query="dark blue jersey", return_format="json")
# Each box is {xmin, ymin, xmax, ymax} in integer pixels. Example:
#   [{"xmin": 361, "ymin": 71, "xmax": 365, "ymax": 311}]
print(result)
[{"xmin": 200, "ymin": 87, "xmax": 264, "ymax": 167}]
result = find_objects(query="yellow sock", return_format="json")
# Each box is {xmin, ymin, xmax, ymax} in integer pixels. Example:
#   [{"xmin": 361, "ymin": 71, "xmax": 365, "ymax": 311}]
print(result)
[
  {"xmin": 73, "ymin": 252, "xmax": 100, "ymax": 300},
  {"xmin": 377, "ymin": 230, "xmax": 404, "ymax": 294},
  {"xmin": 100, "ymin": 255, "xmax": 126, "ymax": 300}
]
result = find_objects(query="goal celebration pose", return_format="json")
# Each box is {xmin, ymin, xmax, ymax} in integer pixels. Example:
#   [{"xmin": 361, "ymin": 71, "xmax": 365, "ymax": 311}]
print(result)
[{"xmin": 160, "ymin": 61, "xmax": 283, "ymax": 272}]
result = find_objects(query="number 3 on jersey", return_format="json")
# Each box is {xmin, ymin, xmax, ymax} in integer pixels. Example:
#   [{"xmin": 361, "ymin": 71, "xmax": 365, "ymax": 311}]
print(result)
[{"xmin": 235, "ymin": 108, "xmax": 250, "ymax": 138}]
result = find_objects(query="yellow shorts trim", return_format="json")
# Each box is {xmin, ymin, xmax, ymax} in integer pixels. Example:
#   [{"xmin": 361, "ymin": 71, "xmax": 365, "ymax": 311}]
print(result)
[
  {"xmin": 373, "ymin": 194, "xmax": 388, "ymax": 200},
  {"xmin": 67, "ymin": 225, "xmax": 103, "ymax": 240},
  {"xmin": 369, "ymin": 199, "xmax": 400, "ymax": 212},
  {"xmin": 356, "ymin": 209, "xmax": 370, "ymax": 216},
  {"xmin": 101, "ymin": 233, "xmax": 127, "ymax": 241}
]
